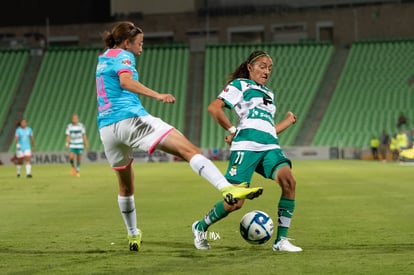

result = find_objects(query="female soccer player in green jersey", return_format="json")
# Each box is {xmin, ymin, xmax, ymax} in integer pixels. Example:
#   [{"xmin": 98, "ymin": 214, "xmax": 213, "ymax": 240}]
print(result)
[{"xmin": 192, "ymin": 50, "xmax": 302, "ymax": 252}]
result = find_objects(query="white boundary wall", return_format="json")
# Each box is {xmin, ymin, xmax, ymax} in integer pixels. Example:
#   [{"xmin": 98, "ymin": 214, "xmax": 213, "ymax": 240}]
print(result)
[{"xmin": 0, "ymin": 146, "xmax": 359, "ymax": 166}]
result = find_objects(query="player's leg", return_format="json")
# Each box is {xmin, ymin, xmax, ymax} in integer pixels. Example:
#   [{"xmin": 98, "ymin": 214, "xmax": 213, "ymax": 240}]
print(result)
[
  {"xmin": 115, "ymin": 163, "xmax": 142, "ymax": 251},
  {"xmin": 75, "ymin": 152, "xmax": 82, "ymax": 176},
  {"xmin": 192, "ymin": 197, "xmax": 244, "ymax": 249},
  {"xmin": 192, "ymin": 151, "xmax": 259, "ymax": 249},
  {"xmin": 156, "ymin": 129, "xmax": 263, "ymax": 203},
  {"xmin": 258, "ymin": 149, "xmax": 301, "ymax": 252},
  {"xmin": 272, "ymin": 165, "xmax": 302, "ymax": 252},
  {"xmin": 16, "ymin": 156, "xmax": 23, "ymax": 177},
  {"xmin": 69, "ymin": 151, "xmax": 76, "ymax": 175},
  {"xmin": 24, "ymin": 152, "xmax": 32, "ymax": 178},
  {"xmin": 196, "ymin": 199, "xmax": 245, "ymax": 231},
  {"xmin": 76, "ymin": 153, "xmax": 81, "ymax": 172},
  {"xmin": 100, "ymin": 125, "xmax": 142, "ymax": 251},
  {"xmin": 195, "ymin": 150, "xmax": 260, "ymax": 231}
]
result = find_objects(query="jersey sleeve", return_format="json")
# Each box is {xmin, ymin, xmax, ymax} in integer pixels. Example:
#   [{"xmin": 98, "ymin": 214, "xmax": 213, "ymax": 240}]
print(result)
[
  {"xmin": 217, "ymin": 82, "xmax": 243, "ymax": 109},
  {"xmin": 114, "ymin": 53, "xmax": 135, "ymax": 76}
]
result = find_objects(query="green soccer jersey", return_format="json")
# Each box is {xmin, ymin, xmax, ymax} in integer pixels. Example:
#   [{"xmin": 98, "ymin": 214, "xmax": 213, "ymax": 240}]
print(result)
[
  {"xmin": 218, "ymin": 78, "xmax": 279, "ymax": 151},
  {"xmin": 65, "ymin": 123, "xmax": 86, "ymax": 149}
]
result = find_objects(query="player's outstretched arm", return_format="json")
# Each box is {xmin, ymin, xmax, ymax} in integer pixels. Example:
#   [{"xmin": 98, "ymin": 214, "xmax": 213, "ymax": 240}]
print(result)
[{"xmin": 119, "ymin": 72, "xmax": 175, "ymax": 103}]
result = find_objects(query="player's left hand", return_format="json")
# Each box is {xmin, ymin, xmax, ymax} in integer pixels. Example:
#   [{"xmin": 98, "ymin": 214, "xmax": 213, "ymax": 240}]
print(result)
[{"xmin": 286, "ymin": 111, "xmax": 297, "ymax": 124}]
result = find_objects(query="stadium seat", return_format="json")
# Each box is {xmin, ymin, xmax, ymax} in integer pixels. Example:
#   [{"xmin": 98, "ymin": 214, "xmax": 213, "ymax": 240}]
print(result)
[
  {"xmin": 312, "ymin": 40, "xmax": 414, "ymax": 148},
  {"xmin": 9, "ymin": 46, "xmax": 189, "ymax": 152},
  {"xmin": 200, "ymin": 43, "xmax": 334, "ymax": 149},
  {"xmin": 0, "ymin": 49, "xmax": 29, "ymax": 129}
]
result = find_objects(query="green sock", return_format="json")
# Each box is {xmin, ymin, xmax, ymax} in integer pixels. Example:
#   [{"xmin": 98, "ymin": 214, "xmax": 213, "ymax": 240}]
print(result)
[
  {"xmin": 276, "ymin": 197, "xmax": 295, "ymax": 242},
  {"xmin": 76, "ymin": 161, "xmax": 80, "ymax": 172},
  {"xmin": 70, "ymin": 159, "xmax": 74, "ymax": 168},
  {"xmin": 197, "ymin": 201, "xmax": 229, "ymax": 231}
]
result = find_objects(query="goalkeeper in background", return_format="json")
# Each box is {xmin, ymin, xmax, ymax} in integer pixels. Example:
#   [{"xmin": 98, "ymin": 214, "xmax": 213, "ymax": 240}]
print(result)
[{"xmin": 65, "ymin": 114, "xmax": 89, "ymax": 177}]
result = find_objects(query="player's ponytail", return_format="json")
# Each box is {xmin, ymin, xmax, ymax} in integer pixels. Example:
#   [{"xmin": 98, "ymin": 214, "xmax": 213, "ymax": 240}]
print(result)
[{"xmin": 103, "ymin": 31, "xmax": 116, "ymax": 49}]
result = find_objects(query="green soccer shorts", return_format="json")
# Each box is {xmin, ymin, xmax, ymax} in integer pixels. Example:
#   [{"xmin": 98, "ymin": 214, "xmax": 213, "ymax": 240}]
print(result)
[
  {"xmin": 69, "ymin": 148, "xmax": 84, "ymax": 155},
  {"xmin": 224, "ymin": 149, "xmax": 291, "ymax": 186}
]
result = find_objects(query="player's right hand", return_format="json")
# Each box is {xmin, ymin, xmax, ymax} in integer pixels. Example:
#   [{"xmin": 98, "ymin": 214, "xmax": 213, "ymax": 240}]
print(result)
[
  {"xmin": 224, "ymin": 133, "xmax": 235, "ymax": 145},
  {"xmin": 159, "ymin": 94, "xmax": 175, "ymax": 104}
]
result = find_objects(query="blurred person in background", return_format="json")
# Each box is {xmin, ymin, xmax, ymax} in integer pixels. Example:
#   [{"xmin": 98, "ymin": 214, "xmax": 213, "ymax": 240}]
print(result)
[
  {"xmin": 390, "ymin": 134, "xmax": 399, "ymax": 161},
  {"xmin": 370, "ymin": 135, "xmax": 380, "ymax": 160},
  {"xmin": 396, "ymin": 112, "xmax": 408, "ymax": 129},
  {"xmin": 15, "ymin": 119, "xmax": 35, "ymax": 178},
  {"xmin": 65, "ymin": 114, "xmax": 89, "ymax": 177},
  {"xmin": 396, "ymin": 129, "xmax": 409, "ymax": 151},
  {"xmin": 379, "ymin": 130, "xmax": 390, "ymax": 162}
]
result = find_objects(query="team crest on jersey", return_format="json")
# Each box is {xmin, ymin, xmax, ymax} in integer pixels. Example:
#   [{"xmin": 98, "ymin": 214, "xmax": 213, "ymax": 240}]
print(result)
[
  {"xmin": 223, "ymin": 87, "xmax": 229, "ymax": 93},
  {"xmin": 122, "ymin": 59, "xmax": 131, "ymax": 65},
  {"xmin": 229, "ymin": 166, "xmax": 237, "ymax": 176}
]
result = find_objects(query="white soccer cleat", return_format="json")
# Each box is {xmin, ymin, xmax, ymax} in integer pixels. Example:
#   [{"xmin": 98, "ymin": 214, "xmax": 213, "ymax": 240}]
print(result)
[
  {"xmin": 192, "ymin": 221, "xmax": 210, "ymax": 250},
  {"xmin": 272, "ymin": 237, "xmax": 303, "ymax": 252}
]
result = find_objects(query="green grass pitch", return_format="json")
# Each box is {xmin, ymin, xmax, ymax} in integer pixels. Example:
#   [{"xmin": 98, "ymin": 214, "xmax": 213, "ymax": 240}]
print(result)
[{"xmin": 0, "ymin": 160, "xmax": 413, "ymax": 274}]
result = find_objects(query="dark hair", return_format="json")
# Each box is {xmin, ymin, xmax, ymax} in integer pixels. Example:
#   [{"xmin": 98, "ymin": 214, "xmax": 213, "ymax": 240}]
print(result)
[
  {"xmin": 227, "ymin": 50, "xmax": 271, "ymax": 84},
  {"xmin": 102, "ymin": 21, "xmax": 143, "ymax": 49}
]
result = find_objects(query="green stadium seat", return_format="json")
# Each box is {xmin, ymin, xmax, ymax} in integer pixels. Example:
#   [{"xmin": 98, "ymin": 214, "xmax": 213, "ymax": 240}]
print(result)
[
  {"xmin": 200, "ymin": 43, "xmax": 334, "ymax": 149},
  {"xmin": 0, "ymin": 49, "xmax": 29, "ymax": 128},
  {"xmin": 9, "ymin": 46, "xmax": 189, "ymax": 152},
  {"xmin": 312, "ymin": 40, "xmax": 414, "ymax": 148}
]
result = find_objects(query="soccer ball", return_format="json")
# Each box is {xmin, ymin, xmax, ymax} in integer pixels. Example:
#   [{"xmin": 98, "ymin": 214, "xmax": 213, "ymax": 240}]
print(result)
[{"xmin": 240, "ymin": 210, "xmax": 274, "ymax": 244}]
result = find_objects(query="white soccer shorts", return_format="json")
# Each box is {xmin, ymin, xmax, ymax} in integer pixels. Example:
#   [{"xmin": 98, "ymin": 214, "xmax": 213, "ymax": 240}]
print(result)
[
  {"xmin": 99, "ymin": 115, "xmax": 174, "ymax": 169},
  {"xmin": 16, "ymin": 149, "xmax": 31, "ymax": 158}
]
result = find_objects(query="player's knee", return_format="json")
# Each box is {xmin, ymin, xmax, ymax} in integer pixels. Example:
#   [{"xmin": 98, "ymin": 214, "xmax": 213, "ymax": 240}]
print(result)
[
  {"xmin": 277, "ymin": 176, "xmax": 296, "ymax": 193},
  {"xmin": 180, "ymin": 146, "xmax": 202, "ymax": 161}
]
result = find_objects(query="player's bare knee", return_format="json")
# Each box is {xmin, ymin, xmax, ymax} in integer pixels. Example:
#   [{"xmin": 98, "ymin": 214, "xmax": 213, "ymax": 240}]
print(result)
[{"xmin": 181, "ymin": 147, "xmax": 202, "ymax": 161}]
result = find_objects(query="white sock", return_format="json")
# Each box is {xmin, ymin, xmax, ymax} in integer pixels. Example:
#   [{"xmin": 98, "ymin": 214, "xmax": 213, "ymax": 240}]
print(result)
[
  {"xmin": 16, "ymin": 165, "xmax": 21, "ymax": 174},
  {"xmin": 189, "ymin": 154, "xmax": 231, "ymax": 190},
  {"xmin": 26, "ymin": 164, "xmax": 31, "ymax": 175},
  {"xmin": 118, "ymin": 195, "xmax": 139, "ymax": 236}
]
